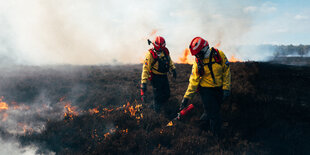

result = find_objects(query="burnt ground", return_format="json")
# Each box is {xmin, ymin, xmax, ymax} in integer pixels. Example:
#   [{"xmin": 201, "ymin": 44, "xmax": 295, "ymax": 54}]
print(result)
[{"xmin": 0, "ymin": 62, "xmax": 309, "ymax": 154}]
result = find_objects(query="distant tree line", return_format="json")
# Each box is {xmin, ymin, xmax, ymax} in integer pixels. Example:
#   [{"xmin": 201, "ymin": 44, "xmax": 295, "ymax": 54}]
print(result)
[{"xmin": 272, "ymin": 45, "xmax": 310, "ymax": 57}]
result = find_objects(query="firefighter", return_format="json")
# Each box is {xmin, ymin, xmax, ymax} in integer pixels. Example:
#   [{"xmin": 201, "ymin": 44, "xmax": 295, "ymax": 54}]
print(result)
[
  {"xmin": 180, "ymin": 37, "xmax": 231, "ymax": 134},
  {"xmin": 140, "ymin": 36, "xmax": 177, "ymax": 113}
]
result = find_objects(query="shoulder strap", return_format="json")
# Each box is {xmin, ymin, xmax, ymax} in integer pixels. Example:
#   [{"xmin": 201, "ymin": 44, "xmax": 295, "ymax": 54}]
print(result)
[
  {"xmin": 211, "ymin": 47, "xmax": 222, "ymax": 64},
  {"xmin": 163, "ymin": 47, "xmax": 170, "ymax": 56},
  {"xmin": 208, "ymin": 48, "xmax": 216, "ymax": 84},
  {"xmin": 163, "ymin": 47, "xmax": 171, "ymax": 64},
  {"xmin": 149, "ymin": 49, "xmax": 159, "ymax": 70},
  {"xmin": 149, "ymin": 49, "xmax": 158, "ymax": 60},
  {"xmin": 195, "ymin": 48, "xmax": 220, "ymax": 84}
]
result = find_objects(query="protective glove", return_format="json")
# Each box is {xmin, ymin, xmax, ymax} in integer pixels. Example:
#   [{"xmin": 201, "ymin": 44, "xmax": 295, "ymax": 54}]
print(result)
[
  {"xmin": 179, "ymin": 98, "xmax": 189, "ymax": 111},
  {"xmin": 141, "ymin": 83, "xmax": 147, "ymax": 102},
  {"xmin": 172, "ymin": 69, "xmax": 177, "ymax": 80},
  {"xmin": 223, "ymin": 90, "xmax": 230, "ymax": 100}
]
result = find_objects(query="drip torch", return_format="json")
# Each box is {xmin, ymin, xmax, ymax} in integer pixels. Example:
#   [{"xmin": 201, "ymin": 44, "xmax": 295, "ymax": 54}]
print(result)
[{"xmin": 166, "ymin": 104, "xmax": 194, "ymax": 127}]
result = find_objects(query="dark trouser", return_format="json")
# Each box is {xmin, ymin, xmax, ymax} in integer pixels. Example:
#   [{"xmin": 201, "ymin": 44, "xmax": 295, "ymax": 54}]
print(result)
[
  {"xmin": 151, "ymin": 74, "xmax": 170, "ymax": 113},
  {"xmin": 199, "ymin": 87, "xmax": 223, "ymax": 135}
]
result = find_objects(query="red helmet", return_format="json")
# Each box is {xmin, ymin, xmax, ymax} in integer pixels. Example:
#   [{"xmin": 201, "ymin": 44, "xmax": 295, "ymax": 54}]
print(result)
[
  {"xmin": 189, "ymin": 37, "xmax": 209, "ymax": 56},
  {"xmin": 153, "ymin": 36, "xmax": 166, "ymax": 51}
]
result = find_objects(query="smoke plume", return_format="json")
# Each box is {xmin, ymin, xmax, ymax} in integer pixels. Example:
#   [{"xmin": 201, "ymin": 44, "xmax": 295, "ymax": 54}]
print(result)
[{"xmin": 0, "ymin": 0, "xmax": 260, "ymax": 65}]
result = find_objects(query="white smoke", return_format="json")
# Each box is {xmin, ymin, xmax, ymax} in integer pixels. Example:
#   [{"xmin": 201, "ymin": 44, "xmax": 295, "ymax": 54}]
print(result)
[
  {"xmin": 0, "ymin": 137, "xmax": 41, "ymax": 155},
  {"xmin": 3, "ymin": 0, "xmax": 306, "ymax": 64},
  {"xmin": 0, "ymin": 0, "xmax": 261, "ymax": 65}
]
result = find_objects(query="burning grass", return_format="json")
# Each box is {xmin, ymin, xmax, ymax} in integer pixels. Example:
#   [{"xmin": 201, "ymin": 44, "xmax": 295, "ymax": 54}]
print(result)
[
  {"xmin": 0, "ymin": 63, "xmax": 309, "ymax": 154},
  {"xmin": 0, "ymin": 97, "xmax": 9, "ymax": 111}
]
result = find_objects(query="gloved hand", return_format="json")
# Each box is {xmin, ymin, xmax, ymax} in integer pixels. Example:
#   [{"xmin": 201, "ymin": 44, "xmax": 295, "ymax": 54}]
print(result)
[
  {"xmin": 179, "ymin": 98, "xmax": 189, "ymax": 111},
  {"xmin": 141, "ymin": 83, "xmax": 147, "ymax": 102},
  {"xmin": 172, "ymin": 69, "xmax": 177, "ymax": 80},
  {"xmin": 223, "ymin": 90, "xmax": 230, "ymax": 100}
]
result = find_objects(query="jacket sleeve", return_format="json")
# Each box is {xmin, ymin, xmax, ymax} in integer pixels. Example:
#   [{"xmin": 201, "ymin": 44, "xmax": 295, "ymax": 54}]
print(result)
[
  {"xmin": 184, "ymin": 62, "xmax": 201, "ymax": 99},
  {"xmin": 169, "ymin": 56, "xmax": 176, "ymax": 71},
  {"xmin": 141, "ymin": 52, "xmax": 153, "ymax": 84},
  {"xmin": 220, "ymin": 51, "xmax": 231, "ymax": 90}
]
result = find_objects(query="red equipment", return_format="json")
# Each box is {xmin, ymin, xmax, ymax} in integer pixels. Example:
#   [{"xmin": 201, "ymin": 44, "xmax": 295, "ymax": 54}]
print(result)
[
  {"xmin": 189, "ymin": 37, "xmax": 209, "ymax": 56},
  {"xmin": 175, "ymin": 104, "xmax": 194, "ymax": 120},
  {"xmin": 148, "ymin": 36, "xmax": 166, "ymax": 51}
]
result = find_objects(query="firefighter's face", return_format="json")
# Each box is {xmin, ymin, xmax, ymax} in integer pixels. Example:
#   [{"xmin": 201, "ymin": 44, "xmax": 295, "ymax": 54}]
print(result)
[{"xmin": 195, "ymin": 50, "xmax": 204, "ymax": 59}]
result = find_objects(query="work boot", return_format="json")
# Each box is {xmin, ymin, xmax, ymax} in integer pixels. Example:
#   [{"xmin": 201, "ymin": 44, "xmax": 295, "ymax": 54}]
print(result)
[{"xmin": 209, "ymin": 119, "xmax": 221, "ymax": 137}]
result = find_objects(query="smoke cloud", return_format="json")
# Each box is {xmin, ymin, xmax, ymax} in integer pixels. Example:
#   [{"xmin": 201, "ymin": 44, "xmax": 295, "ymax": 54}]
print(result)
[
  {"xmin": 0, "ymin": 138, "xmax": 39, "ymax": 155},
  {"xmin": 0, "ymin": 0, "xmax": 263, "ymax": 65}
]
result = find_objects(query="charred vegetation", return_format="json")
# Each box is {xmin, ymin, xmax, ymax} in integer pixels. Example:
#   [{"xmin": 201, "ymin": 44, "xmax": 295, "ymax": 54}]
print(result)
[{"xmin": 0, "ymin": 62, "xmax": 309, "ymax": 154}]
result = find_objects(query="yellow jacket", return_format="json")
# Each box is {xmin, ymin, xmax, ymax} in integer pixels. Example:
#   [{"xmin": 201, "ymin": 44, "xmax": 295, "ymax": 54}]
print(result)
[
  {"xmin": 184, "ymin": 48, "xmax": 231, "ymax": 99},
  {"xmin": 141, "ymin": 49, "xmax": 176, "ymax": 84}
]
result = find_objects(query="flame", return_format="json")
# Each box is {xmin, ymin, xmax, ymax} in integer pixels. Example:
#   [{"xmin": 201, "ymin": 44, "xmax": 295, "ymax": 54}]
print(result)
[
  {"xmin": 0, "ymin": 102, "xmax": 8, "ymax": 111},
  {"xmin": 166, "ymin": 121, "xmax": 173, "ymax": 127},
  {"xmin": 104, "ymin": 128, "xmax": 128, "ymax": 139},
  {"xmin": 89, "ymin": 102, "xmax": 143, "ymax": 124},
  {"xmin": 104, "ymin": 132, "xmax": 110, "ymax": 139},
  {"xmin": 0, "ymin": 97, "xmax": 8, "ymax": 111},
  {"xmin": 89, "ymin": 107, "xmax": 99, "ymax": 114},
  {"xmin": 104, "ymin": 129, "xmax": 117, "ymax": 139},
  {"xmin": 120, "ymin": 129, "xmax": 128, "ymax": 134},
  {"xmin": 229, "ymin": 55, "xmax": 241, "ymax": 62},
  {"xmin": 123, "ymin": 102, "xmax": 143, "ymax": 119},
  {"xmin": 214, "ymin": 42, "xmax": 221, "ymax": 48},
  {"xmin": 64, "ymin": 104, "xmax": 79, "ymax": 119},
  {"xmin": 179, "ymin": 48, "xmax": 194, "ymax": 64},
  {"xmin": 60, "ymin": 97, "xmax": 79, "ymax": 119}
]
